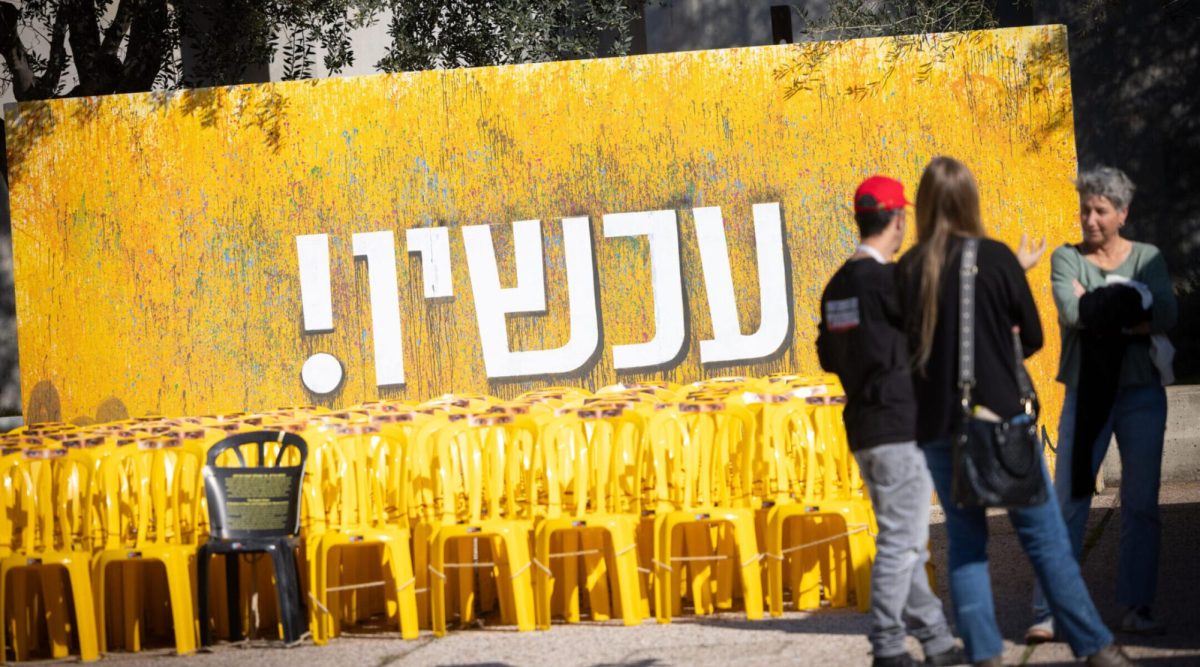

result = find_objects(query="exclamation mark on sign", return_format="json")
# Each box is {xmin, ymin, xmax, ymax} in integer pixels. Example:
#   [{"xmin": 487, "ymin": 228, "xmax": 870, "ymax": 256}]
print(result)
[{"xmin": 296, "ymin": 234, "xmax": 344, "ymax": 394}]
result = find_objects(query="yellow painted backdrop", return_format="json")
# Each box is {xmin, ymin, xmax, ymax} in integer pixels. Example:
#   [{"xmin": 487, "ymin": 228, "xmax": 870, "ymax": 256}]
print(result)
[{"xmin": 7, "ymin": 26, "xmax": 1076, "ymax": 429}]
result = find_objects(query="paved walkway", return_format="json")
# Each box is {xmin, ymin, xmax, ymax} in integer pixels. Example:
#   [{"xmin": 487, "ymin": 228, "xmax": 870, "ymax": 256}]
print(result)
[{"xmin": 80, "ymin": 482, "xmax": 1200, "ymax": 666}]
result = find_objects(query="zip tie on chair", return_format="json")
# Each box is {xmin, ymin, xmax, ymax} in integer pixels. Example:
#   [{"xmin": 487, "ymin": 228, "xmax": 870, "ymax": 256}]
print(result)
[
  {"xmin": 443, "ymin": 561, "xmax": 497, "ymax": 569},
  {"xmin": 670, "ymin": 554, "xmax": 728, "ymax": 562},
  {"xmin": 397, "ymin": 577, "xmax": 416, "ymax": 592},
  {"xmin": 637, "ymin": 567, "xmax": 652, "ymax": 575},
  {"xmin": 652, "ymin": 558, "xmax": 673, "ymax": 572},
  {"xmin": 509, "ymin": 561, "xmax": 532, "ymax": 579},
  {"xmin": 614, "ymin": 543, "xmax": 638, "ymax": 557},
  {"xmin": 427, "ymin": 565, "xmax": 446, "ymax": 580},
  {"xmin": 308, "ymin": 592, "xmax": 331, "ymax": 616},
  {"xmin": 531, "ymin": 558, "xmax": 554, "ymax": 576}
]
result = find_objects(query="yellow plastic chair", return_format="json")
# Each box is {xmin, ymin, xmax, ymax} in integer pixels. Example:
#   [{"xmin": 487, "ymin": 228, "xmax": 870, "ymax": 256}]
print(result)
[
  {"xmin": 307, "ymin": 423, "xmax": 419, "ymax": 642},
  {"xmin": 645, "ymin": 401, "xmax": 764, "ymax": 623},
  {"xmin": 761, "ymin": 396, "xmax": 875, "ymax": 615},
  {"xmin": 423, "ymin": 412, "xmax": 539, "ymax": 637},
  {"xmin": 92, "ymin": 434, "xmax": 202, "ymax": 656},
  {"xmin": 532, "ymin": 405, "xmax": 647, "ymax": 629},
  {"xmin": 0, "ymin": 441, "xmax": 101, "ymax": 663}
]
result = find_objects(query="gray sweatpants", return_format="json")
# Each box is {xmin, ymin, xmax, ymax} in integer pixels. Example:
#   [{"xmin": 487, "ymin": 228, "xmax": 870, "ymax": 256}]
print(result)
[{"xmin": 853, "ymin": 441, "xmax": 957, "ymax": 659}]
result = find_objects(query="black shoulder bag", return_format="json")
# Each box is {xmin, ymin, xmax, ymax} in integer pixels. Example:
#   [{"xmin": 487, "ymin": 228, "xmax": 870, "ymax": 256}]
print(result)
[{"xmin": 952, "ymin": 238, "xmax": 1048, "ymax": 508}]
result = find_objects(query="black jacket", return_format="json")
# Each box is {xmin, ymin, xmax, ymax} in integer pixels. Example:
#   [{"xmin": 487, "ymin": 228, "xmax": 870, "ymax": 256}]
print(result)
[
  {"xmin": 817, "ymin": 257, "xmax": 916, "ymax": 451},
  {"xmin": 895, "ymin": 237, "xmax": 1043, "ymax": 443}
]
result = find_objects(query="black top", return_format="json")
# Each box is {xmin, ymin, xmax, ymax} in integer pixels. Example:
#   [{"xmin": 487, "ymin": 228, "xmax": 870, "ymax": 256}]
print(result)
[
  {"xmin": 895, "ymin": 237, "xmax": 1043, "ymax": 443},
  {"xmin": 816, "ymin": 257, "xmax": 916, "ymax": 451}
]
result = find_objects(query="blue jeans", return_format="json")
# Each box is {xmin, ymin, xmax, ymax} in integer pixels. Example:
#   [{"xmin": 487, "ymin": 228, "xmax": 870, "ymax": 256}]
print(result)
[
  {"xmin": 1032, "ymin": 384, "xmax": 1167, "ymax": 621},
  {"xmin": 923, "ymin": 439, "xmax": 1111, "ymax": 661}
]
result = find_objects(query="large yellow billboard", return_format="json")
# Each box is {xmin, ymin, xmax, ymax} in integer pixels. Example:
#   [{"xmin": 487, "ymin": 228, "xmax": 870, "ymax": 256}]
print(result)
[{"xmin": 7, "ymin": 26, "xmax": 1076, "ymax": 425}]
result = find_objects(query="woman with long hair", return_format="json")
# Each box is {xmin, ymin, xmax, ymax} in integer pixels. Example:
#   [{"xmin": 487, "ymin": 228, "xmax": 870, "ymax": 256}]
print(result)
[{"xmin": 895, "ymin": 157, "xmax": 1128, "ymax": 666}]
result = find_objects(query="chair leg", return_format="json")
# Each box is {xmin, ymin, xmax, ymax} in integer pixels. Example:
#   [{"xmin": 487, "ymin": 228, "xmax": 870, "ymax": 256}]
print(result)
[
  {"xmin": 225, "ymin": 553, "xmax": 243, "ymax": 642},
  {"xmin": 303, "ymin": 540, "xmax": 324, "ymax": 644},
  {"xmin": 162, "ymin": 556, "xmax": 196, "ymax": 655},
  {"xmin": 653, "ymin": 516, "xmax": 676, "ymax": 624},
  {"xmin": 729, "ymin": 515, "xmax": 764, "ymax": 620},
  {"xmin": 581, "ymin": 530, "xmax": 610, "ymax": 622},
  {"xmin": 533, "ymin": 526, "xmax": 554, "ymax": 630},
  {"xmin": 609, "ymin": 524, "xmax": 643, "ymax": 626},
  {"xmin": 196, "ymin": 546, "xmax": 211, "ymax": 647},
  {"xmin": 63, "ymin": 560, "xmax": 100, "ymax": 662},
  {"xmin": 381, "ymin": 539, "xmax": 419, "ymax": 640},
  {"xmin": 498, "ymin": 532, "xmax": 535, "ymax": 632},
  {"xmin": 429, "ymin": 535, "xmax": 449, "ymax": 638},
  {"xmin": 766, "ymin": 512, "xmax": 785, "ymax": 617},
  {"xmin": 411, "ymin": 525, "xmax": 431, "ymax": 631},
  {"xmin": 266, "ymin": 546, "xmax": 303, "ymax": 644}
]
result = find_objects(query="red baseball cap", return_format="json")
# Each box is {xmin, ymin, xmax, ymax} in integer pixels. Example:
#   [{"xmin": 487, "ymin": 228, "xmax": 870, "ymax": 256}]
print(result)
[{"xmin": 854, "ymin": 175, "xmax": 911, "ymax": 213}]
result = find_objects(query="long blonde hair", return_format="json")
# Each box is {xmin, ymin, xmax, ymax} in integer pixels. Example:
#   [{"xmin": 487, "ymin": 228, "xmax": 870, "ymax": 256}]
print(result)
[{"xmin": 910, "ymin": 157, "xmax": 986, "ymax": 372}]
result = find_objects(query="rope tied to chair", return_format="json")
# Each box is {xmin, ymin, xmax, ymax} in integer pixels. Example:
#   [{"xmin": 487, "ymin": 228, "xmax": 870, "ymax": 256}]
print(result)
[
  {"xmin": 764, "ymin": 524, "xmax": 870, "ymax": 561},
  {"xmin": 531, "ymin": 558, "xmax": 554, "ymax": 576},
  {"xmin": 308, "ymin": 592, "xmax": 331, "ymax": 616},
  {"xmin": 548, "ymin": 548, "xmax": 601, "ymax": 559}
]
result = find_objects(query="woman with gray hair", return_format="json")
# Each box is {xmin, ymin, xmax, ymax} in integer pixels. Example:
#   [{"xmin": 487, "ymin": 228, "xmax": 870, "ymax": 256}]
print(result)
[{"xmin": 1026, "ymin": 166, "xmax": 1177, "ymax": 643}]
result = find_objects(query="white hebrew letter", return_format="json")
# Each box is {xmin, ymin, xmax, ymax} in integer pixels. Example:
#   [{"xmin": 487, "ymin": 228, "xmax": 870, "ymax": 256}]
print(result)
[
  {"xmin": 406, "ymin": 226, "xmax": 454, "ymax": 298},
  {"xmin": 353, "ymin": 231, "xmax": 405, "ymax": 386},
  {"xmin": 602, "ymin": 210, "xmax": 685, "ymax": 369},
  {"xmin": 694, "ymin": 203, "xmax": 790, "ymax": 363},
  {"xmin": 296, "ymin": 234, "xmax": 333, "ymax": 332},
  {"xmin": 462, "ymin": 218, "xmax": 598, "ymax": 378}
]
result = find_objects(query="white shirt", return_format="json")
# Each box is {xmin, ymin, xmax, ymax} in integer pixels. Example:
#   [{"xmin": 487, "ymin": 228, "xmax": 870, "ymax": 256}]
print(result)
[{"xmin": 855, "ymin": 243, "xmax": 888, "ymax": 265}]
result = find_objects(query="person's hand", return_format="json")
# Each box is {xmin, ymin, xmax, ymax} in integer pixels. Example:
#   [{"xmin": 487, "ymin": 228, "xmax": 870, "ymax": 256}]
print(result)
[
  {"xmin": 1072, "ymin": 279, "xmax": 1085, "ymax": 297},
  {"xmin": 1016, "ymin": 234, "xmax": 1047, "ymax": 271}
]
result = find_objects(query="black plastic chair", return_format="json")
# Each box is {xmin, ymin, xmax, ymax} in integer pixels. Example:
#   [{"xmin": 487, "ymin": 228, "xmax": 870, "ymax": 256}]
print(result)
[{"xmin": 197, "ymin": 430, "xmax": 308, "ymax": 646}]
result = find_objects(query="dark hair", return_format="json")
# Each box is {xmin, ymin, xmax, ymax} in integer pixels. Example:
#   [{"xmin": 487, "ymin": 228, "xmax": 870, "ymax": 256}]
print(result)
[{"xmin": 855, "ymin": 207, "xmax": 897, "ymax": 238}]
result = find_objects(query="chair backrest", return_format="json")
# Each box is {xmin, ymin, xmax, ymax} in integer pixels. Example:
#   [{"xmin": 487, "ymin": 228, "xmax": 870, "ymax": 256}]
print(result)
[{"xmin": 203, "ymin": 430, "xmax": 308, "ymax": 540}]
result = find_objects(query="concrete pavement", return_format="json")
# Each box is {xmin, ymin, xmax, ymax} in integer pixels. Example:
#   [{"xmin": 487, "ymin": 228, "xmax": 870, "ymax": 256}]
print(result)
[{"xmin": 82, "ymin": 482, "xmax": 1200, "ymax": 667}]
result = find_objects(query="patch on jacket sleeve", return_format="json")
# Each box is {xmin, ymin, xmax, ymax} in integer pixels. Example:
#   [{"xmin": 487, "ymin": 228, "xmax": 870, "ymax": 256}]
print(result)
[{"xmin": 824, "ymin": 297, "xmax": 860, "ymax": 332}]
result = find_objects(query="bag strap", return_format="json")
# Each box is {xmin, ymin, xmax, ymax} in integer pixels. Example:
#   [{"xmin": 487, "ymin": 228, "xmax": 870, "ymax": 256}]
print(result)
[
  {"xmin": 958, "ymin": 238, "xmax": 979, "ymax": 414},
  {"xmin": 958, "ymin": 237, "xmax": 1036, "ymax": 414}
]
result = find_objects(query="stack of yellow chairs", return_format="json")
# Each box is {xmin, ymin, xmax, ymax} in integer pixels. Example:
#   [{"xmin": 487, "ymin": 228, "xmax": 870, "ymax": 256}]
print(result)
[
  {"xmin": 0, "ymin": 371, "xmax": 880, "ymax": 662},
  {"xmin": 752, "ymin": 375, "xmax": 876, "ymax": 615},
  {"xmin": 533, "ymin": 401, "xmax": 648, "ymax": 628}
]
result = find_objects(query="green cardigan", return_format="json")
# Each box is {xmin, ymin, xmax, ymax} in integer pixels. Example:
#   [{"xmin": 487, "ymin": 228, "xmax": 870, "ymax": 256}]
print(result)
[{"xmin": 1050, "ymin": 241, "xmax": 1178, "ymax": 388}]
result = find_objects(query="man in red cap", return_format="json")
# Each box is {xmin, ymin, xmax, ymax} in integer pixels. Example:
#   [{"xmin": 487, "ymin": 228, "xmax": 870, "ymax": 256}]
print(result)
[{"xmin": 817, "ymin": 175, "xmax": 966, "ymax": 667}]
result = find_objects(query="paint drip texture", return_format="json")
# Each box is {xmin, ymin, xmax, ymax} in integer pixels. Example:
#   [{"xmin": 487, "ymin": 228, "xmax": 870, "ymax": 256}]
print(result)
[{"xmin": 7, "ymin": 26, "xmax": 1075, "ymax": 437}]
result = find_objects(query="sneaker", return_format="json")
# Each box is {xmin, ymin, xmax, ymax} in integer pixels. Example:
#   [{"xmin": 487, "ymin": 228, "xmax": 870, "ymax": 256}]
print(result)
[
  {"xmin": 1120, "ymin": 607, "xmax": 1165, "ymax": 635},
  {"xmin": 1086, "ymin": 644, "xmax": 1137, "ymax": 667},
  {"xmin": 925, "ymin": 646, "xmax": 968, "ymax": 666},
  {"xmin": 873, "ymin": 653, "xmax": 920, "ymax": 667},
  {"xmin": 1024, "ymin": 617, "xmax": 1055, "ymax": 644}
]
